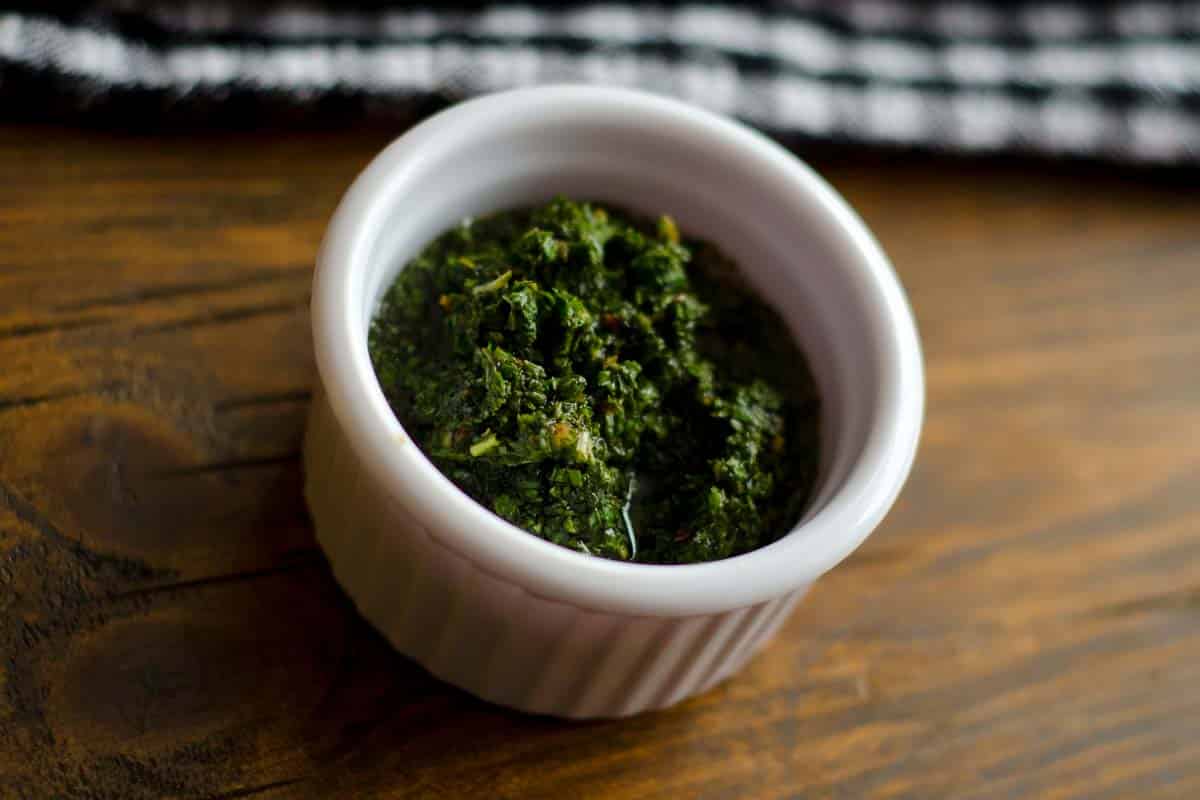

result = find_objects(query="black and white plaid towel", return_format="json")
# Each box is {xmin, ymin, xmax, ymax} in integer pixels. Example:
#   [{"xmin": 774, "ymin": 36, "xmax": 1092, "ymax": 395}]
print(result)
[{"xmin": 3, "ymin": 2, "xmax": 1199, "ymax": 163}]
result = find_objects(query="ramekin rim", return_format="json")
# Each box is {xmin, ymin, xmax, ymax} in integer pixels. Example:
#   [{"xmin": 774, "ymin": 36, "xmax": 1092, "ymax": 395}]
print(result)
[{"xmin": 311, "ymin": 85, "xmax": 924, "ymax": 617}]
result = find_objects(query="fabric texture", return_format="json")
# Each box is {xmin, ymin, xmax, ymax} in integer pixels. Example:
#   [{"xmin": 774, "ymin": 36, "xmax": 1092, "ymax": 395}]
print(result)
[{"xmin": 2, "ymin": 2, "xmax": 1199, "ymax": 162}]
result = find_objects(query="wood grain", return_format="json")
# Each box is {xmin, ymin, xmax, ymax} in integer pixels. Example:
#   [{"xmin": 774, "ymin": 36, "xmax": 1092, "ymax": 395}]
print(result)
[{"xmin": 1, "ymin": 125, "xmax": 1198, "ymax": 800}]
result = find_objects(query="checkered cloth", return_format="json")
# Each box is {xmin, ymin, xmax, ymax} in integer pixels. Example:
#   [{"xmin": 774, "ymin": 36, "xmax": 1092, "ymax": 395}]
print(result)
[{"xmin": 3, "ymin": 2, "xmax": 1199, "ymax": 162}]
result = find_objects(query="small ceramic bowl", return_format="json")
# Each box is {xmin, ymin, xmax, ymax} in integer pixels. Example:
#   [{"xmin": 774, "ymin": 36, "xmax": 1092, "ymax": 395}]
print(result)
[{"xmin": 305, "ymin": 85, "xmax": 923, "ymax": 719}]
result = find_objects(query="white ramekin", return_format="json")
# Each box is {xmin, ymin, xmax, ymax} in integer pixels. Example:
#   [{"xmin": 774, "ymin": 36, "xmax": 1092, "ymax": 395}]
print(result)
[{"xmin": 305, "ymin": 86, "xmax": 923, "ymax": 719}]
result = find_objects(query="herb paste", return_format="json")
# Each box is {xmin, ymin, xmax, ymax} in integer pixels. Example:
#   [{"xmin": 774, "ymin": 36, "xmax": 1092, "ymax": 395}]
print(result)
[{"xmin": 369, "ymin": 198, "xmax": 820, "ymax": 564}]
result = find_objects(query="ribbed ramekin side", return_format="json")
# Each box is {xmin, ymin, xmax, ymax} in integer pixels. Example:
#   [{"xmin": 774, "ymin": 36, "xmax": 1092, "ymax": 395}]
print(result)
[{"xmin": 303, "ymin": 387, "xmax": 804, "ymax": 718}]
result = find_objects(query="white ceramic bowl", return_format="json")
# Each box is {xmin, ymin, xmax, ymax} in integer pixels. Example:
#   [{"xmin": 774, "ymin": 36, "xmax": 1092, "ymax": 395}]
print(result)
[{"xmin": 305, "ymin": 85, "xmax": 923, "ymax": 719}]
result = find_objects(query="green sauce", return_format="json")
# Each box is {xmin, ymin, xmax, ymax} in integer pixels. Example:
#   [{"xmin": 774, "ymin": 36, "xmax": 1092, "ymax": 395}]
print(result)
[{"xmin": 369, "ymin": 198, "xmax": 820, "ymax": 564}]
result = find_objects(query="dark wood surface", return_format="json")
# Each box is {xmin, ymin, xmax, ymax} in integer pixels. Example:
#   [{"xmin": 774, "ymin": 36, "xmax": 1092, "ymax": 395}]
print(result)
[{"xmin": 2, "ymin": 125, "xmax": 1198, "ymax": 800}]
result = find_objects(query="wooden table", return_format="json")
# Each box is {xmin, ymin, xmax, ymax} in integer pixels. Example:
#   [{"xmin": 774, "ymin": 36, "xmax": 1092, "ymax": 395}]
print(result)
[{"xmin": 2, "ymin": 125, "xmax": 1198, "ymax": 800}]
